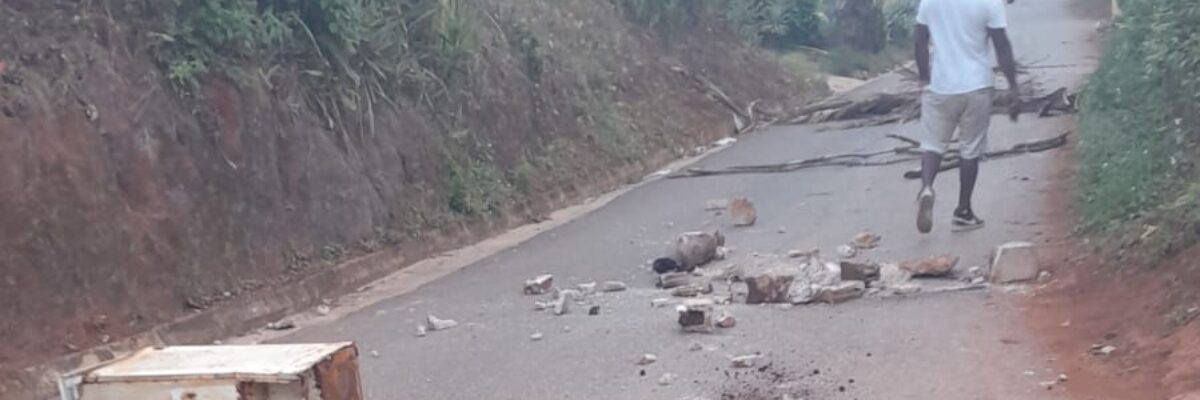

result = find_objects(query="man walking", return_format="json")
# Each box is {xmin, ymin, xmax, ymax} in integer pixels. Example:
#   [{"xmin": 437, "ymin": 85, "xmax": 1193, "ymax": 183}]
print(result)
[{"xmin": 913, "ymin": 0, "xmax": 1020, "ymax": 233}]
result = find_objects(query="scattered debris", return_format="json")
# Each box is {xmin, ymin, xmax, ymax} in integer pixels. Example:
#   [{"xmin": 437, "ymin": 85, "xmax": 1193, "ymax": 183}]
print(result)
[
  {"xmin": 1058, "ymin": 374, "xmax": 1069, "ymax": 382},
  {"xmin": 316, "ymin": 304, "xmax": 331, "ymax": 316},
  {"xmin": 1060, "ymin": 320, "xmax": 1072, "ymax": 328},
  {"xmin": 990, "ymin": 242, "xmax": 1039, "ymax": 283},
  {"xmin": 677, "ymin": 298, "xmax": 716, "ymax": 332},
  {"xmin": 551, "ymin": 289, "xmax": 578, "ymax": 316},
  {"xmin": 715, "ymin": 246, "xmax": 730, "ymax": 260},
  {"xmin": 576, "ymin": 282, "xmax": 598, "ymax": 296},
  {"xmin": 427, "ymin": 315, "xmax": 459, "ymax": 331},
  {"xmin": 563, "ymin": 326, "xmax": 572, "ymax": 333},
  {"xmin": 787, "ymin": 249, "xmax": 818, "ymax": 259},
  {"xmin": 713, "ymin": 137, "xmax": 738, "ymax": 147},
  {"xmin": 658, "ymin": 373, "xmax": 678, "ymax": 386},
  {"xmin": 1038, "ymin": 270, "xmax": 1053, "ymax": 282},
  {"xmin": 729, "ymin": 198, "xmax": 758, "ymax": 226},
  {"xmin": 900, "ymin": 254, "xmax": 959, "ymax": 277},
  {"xmin": 530, "ymin": 332, "xmax": 544, "ymax": 341},
  {"xmin": 659, "ymin": 272, "xmax": 702, "ymax": 289},
  {"xmin": 716, "ymin": 312, "xmax": 737, "ymax": 328},
  {"xmin": 746, "ymin": 272, "xmax": 795, "ymax": 304},
  {"xmin": 534, "ymin": 300, "xmax": 553, "ymax": 311},
  {"xmin": 1090, "ymin": 344, "xmax": 1117, "ymax": 356},
  {"xmin": 1039, "ymin": 380, "xmax": 1057, "ymax": 390},
  {"xmin": 651, "ymin": 298, "xmax": 672, "ymax": 308},
  {"xmin": 777, "ymin": 226, "xmax": 787, "ymax": 234},
  {"xmin": 836, "ymin": 244, "xmax": 858, "ymax": 259},
  {"xmin": 266, "ymin": 319, "xmax": 296, "ymax": 331},
  {"xmin": 689, "ymin": 341, "xmax": 705, "ymax": 351},
  {"xmin": 370, "ymin": 350, "xmax": 380, "ymax": 358},
  {"xmin": 731, "ymin": 354, "xmax": 762, "ymax": 369},
  {"xmin": 706, "ymin": 199, "xmax": 731, "ymax": 210},
  {"xmin": 602, "ymin": 281, "xmax": 628, "ymax": 292},
  {"xmin": 672, "ymin": 283, "xmax": 714, "ymax": 298},
  {"xmin": 851, "ymin": 231, "xmax": 882, "ymax": 249},
  {"xmin": 637, "ymin": 354, "xmax": 658, "ymax": 366},
  {"xmin": 674, "ymin": 231, "xmax": 726, "ymax": 271},
  {"xmin": 416, "ymin": 325, "xmax": 427, "ymax": 337},
  {"xmin": 840, "ymin": 261, "xmax": 880, "ymax": 282},
  {"xmin": 524, "ymin": 274, "xmax": 555, "ymax": 295},
  {"xmin": 814, "ymin": 281, "xmax": 866, "ymax": 304},
  {"xmin": 588, "ymin": 305, "xmax": 602, "ymax": 316}
]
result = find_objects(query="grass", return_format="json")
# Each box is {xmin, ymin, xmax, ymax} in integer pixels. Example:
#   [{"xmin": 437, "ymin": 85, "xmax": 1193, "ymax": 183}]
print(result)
[{"xmin": 819, "ymin": 44, "xmax": 909, "ymax": 78}]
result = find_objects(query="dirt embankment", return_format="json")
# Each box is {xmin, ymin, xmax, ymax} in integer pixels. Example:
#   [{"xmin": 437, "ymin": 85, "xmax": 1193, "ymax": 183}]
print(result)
[
  {"xmin": 1028, "ymin": 134, "xmax": 1200, "ymax": 400},
  {"xmin": 0, "ymin": 0, "xmax": 817, "ymax": 381}
]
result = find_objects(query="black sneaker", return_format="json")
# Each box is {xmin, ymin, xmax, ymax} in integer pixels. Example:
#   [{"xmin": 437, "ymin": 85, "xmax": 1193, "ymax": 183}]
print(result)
[
  {"xmin": 952, "ymin": 208, "xmax": 985, "ymax": 231},
  {"xmin": 917, "ymin": 187, "xmax": 935, "ymax": 234}
]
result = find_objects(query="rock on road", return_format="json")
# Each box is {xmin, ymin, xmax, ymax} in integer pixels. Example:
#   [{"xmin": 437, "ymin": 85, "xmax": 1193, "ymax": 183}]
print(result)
[{"xmin": 269, "ymin": 0, "xmax": 1104, "ymax": 398}]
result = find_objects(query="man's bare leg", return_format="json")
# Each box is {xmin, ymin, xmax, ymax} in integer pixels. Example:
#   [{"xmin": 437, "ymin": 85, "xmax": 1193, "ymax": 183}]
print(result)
[{"xmin": 917, "ymin": 151, "xmax": 942, "ymax": 233}]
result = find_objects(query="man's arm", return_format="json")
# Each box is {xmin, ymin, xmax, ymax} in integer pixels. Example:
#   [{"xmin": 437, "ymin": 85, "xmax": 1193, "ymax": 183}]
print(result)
[
  {"xmin": 914, "ymin": 24, "xmax": 931, "ymax": 84},
  {"xmin": 989, "ymin": 28, "xmax": 1020, "ymax": 120}
]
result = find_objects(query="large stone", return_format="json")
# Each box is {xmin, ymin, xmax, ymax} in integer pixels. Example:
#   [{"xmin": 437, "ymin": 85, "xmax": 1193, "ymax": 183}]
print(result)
[
  {"xmin": 814, "ymin": 281, "xmax": 866, "ymax": 304},
  {"xmin": 671, "ymin": 283, "xmax": 713, "ymax": 298},
  {"xmin": 900, "ymin": 254, "xmax": 959, "ymax": 277},
  {"xmin": 990, "ymin": 242, "xmax": 1039, "ymax": 283},
  {"xmin": 851, "ymin": 231, "xmax": 882, "ymax": 249},
  {"xmin": 674, "ymin": 231, "xmax": 725, "ymax": 271},
  {"xmin": 729, "ymin": 198, "xmax": 757, "ymax": 226},
  {"xmin": 746, "ymin": 273, "xmax": 795, "ymax": 304},
  {"xmin": 524, "ymin": 274, "xmax": 554, "ymax": 295}
]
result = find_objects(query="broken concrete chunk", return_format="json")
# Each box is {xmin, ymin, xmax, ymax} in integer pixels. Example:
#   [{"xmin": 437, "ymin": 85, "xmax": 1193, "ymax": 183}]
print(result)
[
  {"xmin": 637, "ymin": 353, "xmax": 658, "ymax": 366},
  {"xmin": 787, "ymin": 248, "xmax": 818, "ymax": 259},
  {"xmin": 588, "ymin": 305, "xmax": 601, "ymax": 315},
  {"xmin": 677, "ymin": 298, "xmax": 715, "ymax": 332},
  {"xmin": 705, "ymin": 199, "xmax": 731, "ymax": 210},
  {"xmin": 601, "ymin": 281, "xmax": 628, "ymax": 292},
  {"xmin": 851, "ymin": 231, "xmax": 882, "ymax": 249},
  {"xmin": 651, "ymin": 298, "xmax": 672, "ymax": 308},
  {"xmin": 534, "ymin": 300, "xmax": 553, "ymax": 311},
  {"xmin": 729, "ymin": 198, "xmax": 757, "ymax": 226},
  {"xmin": 715, "ymin": 312, "xmax": 737, "ymax": 328},
  {"xmin": 900, "ymin": 254, "xmax": 959, "ymax": 277},
  {"xmin": 990, "ymin": 242, "xmax": 1039, "ymax": 283},
  {"xmin": 530, "ymin": 332, "xmax": 544, "ymax": 341},
  {"xmin": 266, "ymin": 319, "xmax": 296, "ymax": 331},
  {"xmin": 746, "ymin": 273, "xmax": 795, "ymax": 304},
  {"xmin": 416, "ymin": 324, "xmax": 427, "ymax": 337},
  {"xmin": 839, "ymin": 261, "xmax": 880, "ymax": 282},
  {"xmin": 316, "ymin": 305, "xmax": 331, "ymax": 316},
  {"xmin": 427, "ymin": 314, "xmax": 459, "ymax": 331},
  {"xmin": 551, "ymin": 289, "xmax": 576, "ymax": 315},
  {"xmin": 1090, "ymin": 344, "xmax": 1117, "ymax": 356},
  {"xmin": 878, "ymin": 263, "xmax": 913, "ymax": 287},
  {"xmin": 731, "ymin": 354, "xmax": 762, "ymax": 368},
  {"xmin": 659, "ymin": 272, "xmax": 699, "ymax": 289},
  {"xmin": 814, "ymin": 281, "xmax": 866, "ymax": 304},
  {"xmin": 524, "ymin": 274, "xmax": 555, "ymax": 295},
  {"xmin": 671, "ymin": 283, "xmax": 714, "ymax": 298},
  {"xmin": 576, "ymin": 282, "xmax": 598, "ymax": 296},
  {"xmin": 658, "ymin": 373, "xmax": 678, "ymax": 386},
  {"xmin": 836, "ymin": 244, "xmax": 858, "ymax": 259},
  {"xmin": 674, "ymin": 231, "xmax": 726, "ymax": 271}
]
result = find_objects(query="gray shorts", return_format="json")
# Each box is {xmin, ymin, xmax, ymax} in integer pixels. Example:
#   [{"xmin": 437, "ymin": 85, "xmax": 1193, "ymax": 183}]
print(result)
[{"xmin": 919, "ymin": 87, "xmax": 992, "ymax": 160}]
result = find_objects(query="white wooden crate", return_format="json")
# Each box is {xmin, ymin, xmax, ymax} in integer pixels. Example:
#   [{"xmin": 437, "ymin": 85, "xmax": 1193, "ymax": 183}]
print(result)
[{"xmin": 58, "ymin": 342, "xmax": 362, "ymax": 400}]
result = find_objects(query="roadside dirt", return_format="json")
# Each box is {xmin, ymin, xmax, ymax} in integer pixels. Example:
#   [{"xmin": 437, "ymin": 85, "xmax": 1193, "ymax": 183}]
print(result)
[{"xmin": 1027, "ymin": 137, "xmax": 1200, "ymax": 400}]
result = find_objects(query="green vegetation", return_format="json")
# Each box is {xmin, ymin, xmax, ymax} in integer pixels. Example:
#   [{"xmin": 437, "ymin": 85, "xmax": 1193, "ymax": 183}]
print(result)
[
  {"xmin": 1078, "ymin": 0, "xmax": 1200, "ymax": 233},
  {"xmin": 1075, "ymin": 0, "xmax": 1200, "ymax": 263},
  {"xmin": 882, "ymin": 0, "xmax": 918, "ymax": 44},
  {"xmin": 617, "ymin": 0, "xmax": 826, "ymax": 48}
]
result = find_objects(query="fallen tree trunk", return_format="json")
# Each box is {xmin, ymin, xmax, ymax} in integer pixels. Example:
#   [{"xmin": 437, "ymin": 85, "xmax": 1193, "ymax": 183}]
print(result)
[{"xmin": 901, "ymin": 132, "xmax": 1070, "ymax": 179}]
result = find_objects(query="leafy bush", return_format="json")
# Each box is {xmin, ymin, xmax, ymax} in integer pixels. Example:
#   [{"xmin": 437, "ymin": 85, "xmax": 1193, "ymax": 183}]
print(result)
[
  {"xmin": 1078, "ymin": 0, "xmax": 1200, "ymax": 231},
  {"xmin": 616, "ymin": 0, "xmax": 825, "ymax": 48},
  {"xmin": 883, "ymin": 0, "xmax": 918, "ymax": 44}
]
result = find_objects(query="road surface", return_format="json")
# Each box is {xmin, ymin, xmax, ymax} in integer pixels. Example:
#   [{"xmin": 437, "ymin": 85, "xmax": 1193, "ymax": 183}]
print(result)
[{"xmin": 265, "ymin": 0, "xmax": 1105, "ymax": 398}]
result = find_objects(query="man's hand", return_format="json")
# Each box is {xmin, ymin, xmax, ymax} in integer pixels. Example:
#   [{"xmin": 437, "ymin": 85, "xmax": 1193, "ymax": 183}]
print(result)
[{"xmin": 1006, "ymin": 89, "xmax": 1021, "ymax": 122}]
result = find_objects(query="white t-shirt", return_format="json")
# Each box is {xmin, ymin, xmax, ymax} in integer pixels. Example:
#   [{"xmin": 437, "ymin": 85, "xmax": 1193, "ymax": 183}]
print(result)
[{"xmin": 916, "ymin": 0, "xmax": 1007, "ymax": 95}]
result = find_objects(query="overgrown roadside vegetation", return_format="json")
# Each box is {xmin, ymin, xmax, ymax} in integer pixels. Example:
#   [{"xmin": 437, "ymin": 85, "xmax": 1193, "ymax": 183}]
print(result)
[{"xmin": 1077, "ymin": 0, "xmax": 1200, "ymax": 263}]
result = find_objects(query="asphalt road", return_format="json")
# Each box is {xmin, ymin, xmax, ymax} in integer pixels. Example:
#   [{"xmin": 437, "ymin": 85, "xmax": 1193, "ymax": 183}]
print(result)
[{"xmin": 272, "ymin": 0, "xmax": 1106, "ymax": 398}]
